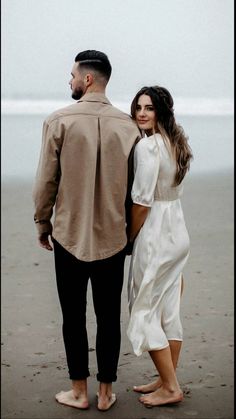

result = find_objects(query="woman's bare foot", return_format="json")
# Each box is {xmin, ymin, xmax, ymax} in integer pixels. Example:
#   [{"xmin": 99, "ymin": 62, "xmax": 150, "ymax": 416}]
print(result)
[
  {"xmin": 133, "ymin": 378, "xmax": 162, "ymax": 393},
  {"xmin": 55, "ymin": 390, "xmax": 89, "ymax": 409},
  {"xmin": 139, "ymin": 387, "xmax": 183, "ymax": 407},
  {"xmin": 97, "ymin": 382, "xmax": 117, "ymax": 411}
]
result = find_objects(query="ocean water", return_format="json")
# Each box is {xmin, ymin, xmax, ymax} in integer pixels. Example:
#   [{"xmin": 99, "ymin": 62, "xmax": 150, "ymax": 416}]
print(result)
[{"xmin": 1, "ymin": 100, "xmax": 234, "ymax": 180}]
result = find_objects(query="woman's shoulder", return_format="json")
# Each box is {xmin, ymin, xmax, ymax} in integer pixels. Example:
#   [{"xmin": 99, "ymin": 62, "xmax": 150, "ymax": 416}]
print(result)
[{"xmin": 136, "ymin": 134, "xmax": 163, "ymax": 153}]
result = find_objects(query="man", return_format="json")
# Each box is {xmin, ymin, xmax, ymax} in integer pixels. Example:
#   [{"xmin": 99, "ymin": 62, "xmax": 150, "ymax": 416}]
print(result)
[{"xmin": 33, "ymin": 50, "xmax": 140, "ymax": 411}]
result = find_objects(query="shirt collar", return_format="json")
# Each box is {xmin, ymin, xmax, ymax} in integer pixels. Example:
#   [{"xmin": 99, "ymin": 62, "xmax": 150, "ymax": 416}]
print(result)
[{"xmin": 77, "ymin": 92, "xmax": 111, "ymax": 105}]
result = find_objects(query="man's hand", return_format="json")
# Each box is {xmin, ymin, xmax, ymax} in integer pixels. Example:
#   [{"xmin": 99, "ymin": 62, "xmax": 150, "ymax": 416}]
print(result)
[
  {"xmin": 39, "ymin": 231, "xmax": 53, "ymax": 251},
  {"xmin": 125, "ymin": 240, "xmax": 134, "ymax": 256}
]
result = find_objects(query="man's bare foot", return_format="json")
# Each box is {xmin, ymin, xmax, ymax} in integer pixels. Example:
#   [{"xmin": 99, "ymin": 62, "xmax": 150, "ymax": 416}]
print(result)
[
  {"xmin": 133, "ymin": 378, "xmax": 162, "ymax": 393},
  {"xmin": 55, "ymin": 390, "xmax": 89, "ymax": 410},
  {"xmin": 96, "ymin": 392, "xmax": 117, "ymax": 411},
  {"xmin": 139, "ymin": 387, "xmax": 183, "ymax": 407},
  {"xmin": 96, "ymin": 382, "xmax": 117, "ymax": 411}
]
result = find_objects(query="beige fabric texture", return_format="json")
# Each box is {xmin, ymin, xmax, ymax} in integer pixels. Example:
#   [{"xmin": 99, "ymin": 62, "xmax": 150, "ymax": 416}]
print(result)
[{"xmin": 33, "ymin": 92, "xmax": 140, "ymax": 261}]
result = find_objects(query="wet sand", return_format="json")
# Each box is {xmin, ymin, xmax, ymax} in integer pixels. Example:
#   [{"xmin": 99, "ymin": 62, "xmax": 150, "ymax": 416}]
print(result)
[{"xmin": 1, "ymin": 169, "xmax": 234, "ymax": 419}]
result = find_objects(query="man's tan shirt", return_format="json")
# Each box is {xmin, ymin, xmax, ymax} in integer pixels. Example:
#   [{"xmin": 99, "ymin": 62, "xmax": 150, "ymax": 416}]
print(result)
[{"xmin": 33, "ymin": 93, "xmax": 140, "ymax": 261}]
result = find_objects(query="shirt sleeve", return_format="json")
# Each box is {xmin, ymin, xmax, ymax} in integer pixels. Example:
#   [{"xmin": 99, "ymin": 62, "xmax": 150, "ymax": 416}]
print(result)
[
  {"xmin": 33, "ymin": 117, "xmax": 63, "ymax": 232},
  {"xmin": 131, "ymin": 138, "xmax": 160, "ymax": 207}
]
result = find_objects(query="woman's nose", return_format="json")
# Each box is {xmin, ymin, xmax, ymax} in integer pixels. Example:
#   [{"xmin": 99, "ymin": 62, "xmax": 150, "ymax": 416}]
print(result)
[{"xmin": 139, "ymin": 108, "xmax": 145, "ymax": 116}]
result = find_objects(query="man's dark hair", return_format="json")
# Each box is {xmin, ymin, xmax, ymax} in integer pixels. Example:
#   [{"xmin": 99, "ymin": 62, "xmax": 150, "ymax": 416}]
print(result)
[{"xmin": 75, "ymin": 50, "xmax": 112, "ymax": 81}]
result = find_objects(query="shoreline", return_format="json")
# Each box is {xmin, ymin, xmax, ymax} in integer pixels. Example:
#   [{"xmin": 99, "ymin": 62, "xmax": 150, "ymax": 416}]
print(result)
[{"xmin": 1, "ymin": 166, "xmax": 234, "ymax": 184}]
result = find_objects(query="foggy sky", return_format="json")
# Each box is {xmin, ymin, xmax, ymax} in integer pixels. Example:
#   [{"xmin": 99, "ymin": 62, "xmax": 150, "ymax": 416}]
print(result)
[{"xmin": 2, "ymin": 0, "xmax": 234, "ymax": 101}]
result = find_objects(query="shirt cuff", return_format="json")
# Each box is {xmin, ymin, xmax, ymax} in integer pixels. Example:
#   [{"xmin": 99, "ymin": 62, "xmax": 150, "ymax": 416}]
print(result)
[{"xmin": 34, "ymin": 219, "xmax": 52, "ymax": 234}]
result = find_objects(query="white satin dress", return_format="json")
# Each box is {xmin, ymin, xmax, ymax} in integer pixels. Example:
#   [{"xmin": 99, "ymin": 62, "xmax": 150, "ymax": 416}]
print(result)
[{"xmin": 127, "ymin": 134, "xmax": 190, "ymax": 357}]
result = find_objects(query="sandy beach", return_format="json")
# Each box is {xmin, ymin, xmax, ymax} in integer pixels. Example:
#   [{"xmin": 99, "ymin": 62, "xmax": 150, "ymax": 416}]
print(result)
[{"xmin": 1, "ymin": 169, "xmax": 234, "ymax": 419}]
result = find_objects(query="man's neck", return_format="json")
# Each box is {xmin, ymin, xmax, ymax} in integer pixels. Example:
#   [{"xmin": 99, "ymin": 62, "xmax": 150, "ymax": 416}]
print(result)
[{"xmin": 85, "ymin": 85, "xmax": 106, "ymax": 94}]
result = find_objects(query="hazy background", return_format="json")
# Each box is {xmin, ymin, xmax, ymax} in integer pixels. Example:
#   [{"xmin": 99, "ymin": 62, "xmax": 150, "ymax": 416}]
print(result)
[
  {"xmin": 1, "ymin": 0, "xmax": 234, "ymax": 178},
  {"xmin": 2, "ymin": 0, "xmax": 234, "ymax": 101}
]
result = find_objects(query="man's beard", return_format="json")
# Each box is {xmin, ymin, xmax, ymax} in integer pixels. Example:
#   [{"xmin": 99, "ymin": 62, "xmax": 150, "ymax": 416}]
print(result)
[{"xmin": 72, "ymin": 88, "xmax": 84, "ymax": 100}]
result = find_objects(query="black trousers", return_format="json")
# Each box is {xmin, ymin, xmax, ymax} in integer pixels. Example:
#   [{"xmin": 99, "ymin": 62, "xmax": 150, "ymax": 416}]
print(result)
[{"xmin": 53, "ymin": 239, "xmax": 126, "ymax": 383}]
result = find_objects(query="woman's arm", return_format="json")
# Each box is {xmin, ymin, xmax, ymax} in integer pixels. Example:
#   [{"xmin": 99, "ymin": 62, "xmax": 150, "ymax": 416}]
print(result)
[{"xmin": 129, "ymin": 203, "xmax": 149, "ymax": 242}]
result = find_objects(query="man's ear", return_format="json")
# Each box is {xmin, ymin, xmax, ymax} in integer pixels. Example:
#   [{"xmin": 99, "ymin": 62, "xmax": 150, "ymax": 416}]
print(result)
[{"xmin": 84, "ymin": 73, "xmax": 93, "ymax": 87}]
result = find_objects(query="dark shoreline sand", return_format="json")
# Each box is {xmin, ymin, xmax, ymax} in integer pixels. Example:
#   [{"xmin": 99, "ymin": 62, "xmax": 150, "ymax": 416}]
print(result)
[{"xmin": 1, "ymin": 169, "xmax": 234, "ymax": 419}]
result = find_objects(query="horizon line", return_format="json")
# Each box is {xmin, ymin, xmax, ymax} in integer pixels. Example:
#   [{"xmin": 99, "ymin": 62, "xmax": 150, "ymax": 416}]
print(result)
[{"xmin": 1, "ymin": 97, "xmax": 234, "ymax": 116}]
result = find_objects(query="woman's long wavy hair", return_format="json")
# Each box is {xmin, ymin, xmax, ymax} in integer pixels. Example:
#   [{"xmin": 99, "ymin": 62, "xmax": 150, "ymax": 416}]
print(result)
[{"xmin": 131, "ymin": 86, "xmax": 193, "ymax": 186}]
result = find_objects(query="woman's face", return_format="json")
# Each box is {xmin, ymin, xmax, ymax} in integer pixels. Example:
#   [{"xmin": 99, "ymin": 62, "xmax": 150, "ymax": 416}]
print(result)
[{"xmin": 135, "ymin": 94, "xmax": 156, "ymax": 133}]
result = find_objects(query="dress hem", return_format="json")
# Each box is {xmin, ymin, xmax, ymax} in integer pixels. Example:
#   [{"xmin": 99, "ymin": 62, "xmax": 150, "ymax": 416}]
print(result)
[{"xmin": 134, "ymin": 342, "xmax": 170, "ymax": 357}]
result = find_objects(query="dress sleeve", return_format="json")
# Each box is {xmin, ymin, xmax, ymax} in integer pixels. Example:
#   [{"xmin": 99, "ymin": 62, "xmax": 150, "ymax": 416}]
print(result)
[{"xmin": 131, "ymin": 138, "xmax": 160, "ymax": 207}]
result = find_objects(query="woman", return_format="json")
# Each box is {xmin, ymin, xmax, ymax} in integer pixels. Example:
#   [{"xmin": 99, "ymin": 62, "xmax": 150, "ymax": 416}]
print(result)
[{"xmin": 127, "ymin": 86, "xmax": 193, "ymax": 407}]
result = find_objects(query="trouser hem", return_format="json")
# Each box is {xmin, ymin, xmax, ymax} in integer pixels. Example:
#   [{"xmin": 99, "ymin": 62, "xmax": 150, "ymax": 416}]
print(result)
[
  {"xmin": 97, "ymin": 373, "xmax": 117, "ymax": 383},
  {"xmin": 69, "ymin": 372, "xmax": 90, "ymax": 380}
]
